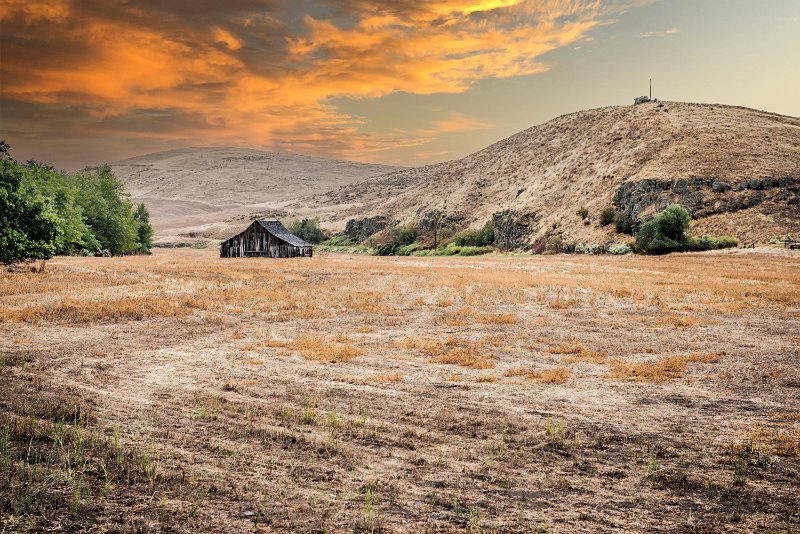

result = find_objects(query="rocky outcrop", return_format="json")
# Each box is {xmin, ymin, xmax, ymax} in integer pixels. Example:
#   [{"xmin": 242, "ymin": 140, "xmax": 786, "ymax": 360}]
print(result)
[
  {"xmin": 344, "ymin": 216, "xmax": 390, "ymax": 241},
  {"xmin": 613, "ymin": 176, "xmax": 799, "ymax": 223}
]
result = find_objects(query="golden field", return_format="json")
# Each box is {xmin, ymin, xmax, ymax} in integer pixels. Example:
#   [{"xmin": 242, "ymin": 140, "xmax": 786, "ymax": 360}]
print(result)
[{"xmin": 1, "ymin": 248, "xmax": 799, "ymax": 532}]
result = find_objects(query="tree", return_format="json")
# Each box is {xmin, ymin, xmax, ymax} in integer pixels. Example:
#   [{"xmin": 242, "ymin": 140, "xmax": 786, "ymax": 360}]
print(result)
[
  {"xmin": 2, "ymin": 145, "xmax": 146, "ymax": 258},
  {"xmin": 21, "ymin": 160, "xmax": 99, "ymax": 254},
  {"xmin": 133, "ymin": 203, "xmax": 153, "ymax": 253},
  {"xmin": 0, "ymin": 159, "xmax": 63, "ymax": 264},
  {"xmin": 633, "ymin": 204, "xmax": 691, "ymax": 254},
  {"xmin": 73, "ymin": 165, "xmax": 138, "ymax": 255},
  {"xmin": 288, "ymin": 218, "xmax": 327, "ymax": 244}
]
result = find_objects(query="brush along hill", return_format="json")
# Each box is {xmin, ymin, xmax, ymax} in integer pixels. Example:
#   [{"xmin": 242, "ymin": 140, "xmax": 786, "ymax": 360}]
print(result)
[
  {"xmin": 113, "ymin": 147, "xmax": 402, "ymax": 244},
  {"xmin": 306, "ymin": 102, "xmax": 799, "ymax": 245}
]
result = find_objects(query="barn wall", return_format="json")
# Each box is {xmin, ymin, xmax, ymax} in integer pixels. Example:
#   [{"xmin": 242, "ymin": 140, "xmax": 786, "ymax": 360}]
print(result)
[{"xmin": 220, "ymin": 222, "xmax": 312, "ymax": 258}]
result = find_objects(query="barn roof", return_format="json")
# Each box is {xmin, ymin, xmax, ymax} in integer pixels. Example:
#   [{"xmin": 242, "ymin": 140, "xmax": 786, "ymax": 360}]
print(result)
[{"xmin": 255, "ymin": 219, "xmax": 311, "ymax": 247}]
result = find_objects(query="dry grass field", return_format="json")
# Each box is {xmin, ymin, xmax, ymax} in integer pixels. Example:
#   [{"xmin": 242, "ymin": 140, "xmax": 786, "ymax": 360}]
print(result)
[{"xmin": 1, "ymin": 248, "xmax": 799, "ymax": 532}]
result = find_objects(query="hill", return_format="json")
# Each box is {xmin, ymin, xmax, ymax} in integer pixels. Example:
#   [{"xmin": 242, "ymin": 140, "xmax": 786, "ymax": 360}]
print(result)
[
  {"xmin": 305, "ymin": 102, "xmax": 799, "ymax": 245},
  {"xmin": 112, "ymin": 147, "xmax": 402, "ymax": 243}
]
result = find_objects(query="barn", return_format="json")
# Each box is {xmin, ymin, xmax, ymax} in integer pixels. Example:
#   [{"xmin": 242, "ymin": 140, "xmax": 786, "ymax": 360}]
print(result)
[{"xmin": 219, "ymin": 219, "xmax": 313, "ymax": 258}]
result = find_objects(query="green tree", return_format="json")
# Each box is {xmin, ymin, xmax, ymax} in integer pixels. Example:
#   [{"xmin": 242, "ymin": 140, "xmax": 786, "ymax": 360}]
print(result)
[
  {"xmin": 0, "ymin": 159, "xmax": 63, "ymax": 264},
  {"xmin": 634, "ymin": 204, "xmax": 691, "ymax": 254},
  {"xmin": 74, "ymin": 165, "xmax": 138, "ymax": 255},
  {"xmin": 133, "ymin": 203, "xmax": 153, "ymax": 254},
  {"xmin": 288, "ymin": 218, "xmax": 327, "ymax": 244},
  {"xmin": 21, "ymin": 161, "xmax": 99, "ymax": 254}
]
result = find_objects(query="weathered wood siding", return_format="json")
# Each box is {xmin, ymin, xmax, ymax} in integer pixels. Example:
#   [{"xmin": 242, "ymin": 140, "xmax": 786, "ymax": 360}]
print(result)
[{"xmin": 220, "ymin": 222, "xmax": 313, "ymax": 258}]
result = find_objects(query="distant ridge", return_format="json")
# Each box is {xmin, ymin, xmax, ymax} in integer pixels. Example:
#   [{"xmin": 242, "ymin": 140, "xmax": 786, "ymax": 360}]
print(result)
[{"xmin": 112, "ymin": 146, "xmax": 403, "ymax": 242}]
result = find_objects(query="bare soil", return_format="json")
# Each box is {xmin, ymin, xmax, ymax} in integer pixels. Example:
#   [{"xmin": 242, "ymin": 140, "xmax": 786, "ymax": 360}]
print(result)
[{"xmin": 1, "ymin": 248, "xmax": 798, "ymax": 532}]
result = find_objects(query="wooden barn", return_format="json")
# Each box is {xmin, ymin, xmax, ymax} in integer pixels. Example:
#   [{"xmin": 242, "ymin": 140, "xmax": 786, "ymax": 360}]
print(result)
[{"xmin": 220, "ymin": 219, "xmax": 313, "ymax": 258}]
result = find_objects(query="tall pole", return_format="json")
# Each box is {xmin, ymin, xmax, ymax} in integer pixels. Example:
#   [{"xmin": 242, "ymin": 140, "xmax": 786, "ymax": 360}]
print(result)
[{"xmin": 650, "ymin": 78, "xmax": 652, "ymax": 100}]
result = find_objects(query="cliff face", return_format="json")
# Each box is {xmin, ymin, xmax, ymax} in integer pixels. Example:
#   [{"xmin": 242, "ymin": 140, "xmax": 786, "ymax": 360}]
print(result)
[
  {"xmin": 614, "ymin": 176, "xmax": 797, "ymax": 218},
  {"xmin": 306, "ymin": 102, "xmax": 800, "ymax": 244}
]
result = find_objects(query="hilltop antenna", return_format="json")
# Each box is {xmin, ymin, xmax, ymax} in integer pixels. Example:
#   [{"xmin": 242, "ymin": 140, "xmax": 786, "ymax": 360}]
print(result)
[{"xmin": 650, "ymin": 78, "xmax": 652, "ymax": 100}]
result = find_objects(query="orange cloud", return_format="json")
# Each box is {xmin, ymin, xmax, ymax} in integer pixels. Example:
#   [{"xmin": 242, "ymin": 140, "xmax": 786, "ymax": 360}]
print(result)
[
  {"xmin": 0, "ymin": 1, "xmax": 634, "ymax": 164},
  {"xmin": 213, "ymin": 27, "xmax": 244, "ymax": 50}
]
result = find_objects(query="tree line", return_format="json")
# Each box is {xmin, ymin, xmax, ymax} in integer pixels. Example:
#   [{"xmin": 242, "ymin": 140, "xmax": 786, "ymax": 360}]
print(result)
[{"xmin": 0, "ymin": 142, "xmax": 153, "ymax": 264}]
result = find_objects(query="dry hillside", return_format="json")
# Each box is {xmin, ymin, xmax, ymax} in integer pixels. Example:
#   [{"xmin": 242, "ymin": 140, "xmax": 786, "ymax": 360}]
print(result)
[
  {"xmin": 113, "ymin": 147, "xmax": 401, "ymax": 243},
  {"xmin": 306, "ymin": 102, "xmax": 800, "ymax": 244}
]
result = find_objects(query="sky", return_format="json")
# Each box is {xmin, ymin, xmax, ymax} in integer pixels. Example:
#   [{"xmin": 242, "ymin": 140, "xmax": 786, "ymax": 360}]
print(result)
[{"xmin": 1, "ymin": 0, "xmax": 798, "ymax": 170}]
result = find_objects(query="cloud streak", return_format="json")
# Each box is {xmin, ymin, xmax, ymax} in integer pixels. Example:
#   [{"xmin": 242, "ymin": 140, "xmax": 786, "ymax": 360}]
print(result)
[
  {"xmin": 0, "ymin": 0, "xmax": 635, "ymax": 166},
  {"xmin": 639, "ymin": 27, "xmax": 681, "ymax": 38}
]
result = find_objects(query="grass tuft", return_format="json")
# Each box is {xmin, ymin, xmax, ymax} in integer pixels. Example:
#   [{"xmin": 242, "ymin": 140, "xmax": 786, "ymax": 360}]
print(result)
[
  {"xmin": 504, "ymin": 366, "xmax": 570, "ymax": 384},
  {"xmin": 608, "ymin": 352, "xmax": 725, "ymax": 382},
  {"xmin": 289, "ymin": 334, "xmax": 364, "ymax": 363}
]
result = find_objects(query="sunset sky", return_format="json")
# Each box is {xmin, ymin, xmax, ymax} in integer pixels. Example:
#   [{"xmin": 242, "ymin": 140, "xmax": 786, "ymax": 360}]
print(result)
[{"xmin": 1, "ymin": 0, "xmax": 798, "ymax": 170}]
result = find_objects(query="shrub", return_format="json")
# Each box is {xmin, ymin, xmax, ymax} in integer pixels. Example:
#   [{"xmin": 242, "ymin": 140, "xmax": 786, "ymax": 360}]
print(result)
[
  {"xmin": 453, "ymin": 220, "xmax": 494, "ymax": 247},
  {"xmin": 395, "ymin": 242, "xmax": 421, "ymax": 256},
  {"xmin": 389, "ymin": 224, "xmax": 420, "ymax": 247},
  {"xmin": 608, "ymin": 244, "xmax": 631, "ymax": 255},
  {"xmin": 575, "ymin": 243, "xmax": 607, "ymax": 254},
  {"xmin": 613, "ymin": 212, "xmax": 634, "ymax": 234},
  {"xmin": 317, "ymin": 236, "xmax": 374, "ymax": 254},
  {"xmin": 433, "ymin": 243, "xmax": 492, "ymax": 256},
  {"xmin": 686, "ymin": 235, "xmax": 738, "ymax": 251},
  {"xmin": 322, "ymin": 235, "xmax": 355, "ymax": 247},
  {"xmin": 599, "ymin": 206, "xmax": 616, "ymax": 226},
  {"xmin": 576, "ymin": 206, "xmax": 588, "ymax": 220},
  {"xmin": 375, "ymin": 243, "xmax": 396, "ymax": 256},
  {"xmin": 373, "ymin": 224, "xmax": 419, "ymax": 255},
  {"xmin": 547, "ymin": 235, "xmax": 564, "ymax": 253},
  {"xmin": 530, "ymin": 235, "xmax": 548, "ymax": 254},
  {"xmin": 456, "ymin": 245, "xmax": 492, "ymax": 256}
]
